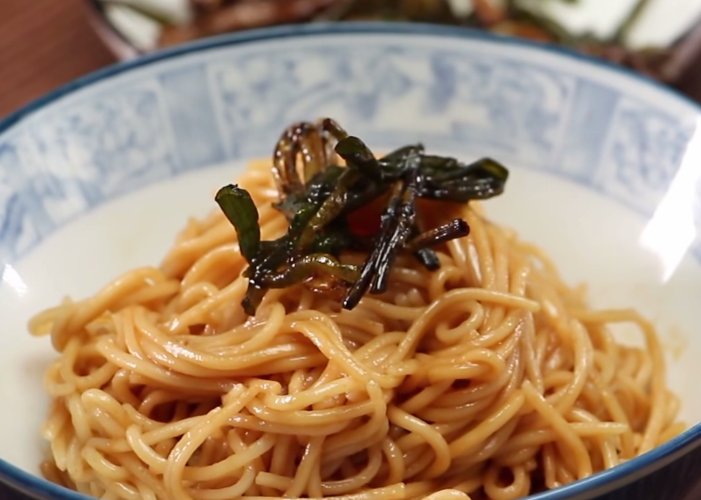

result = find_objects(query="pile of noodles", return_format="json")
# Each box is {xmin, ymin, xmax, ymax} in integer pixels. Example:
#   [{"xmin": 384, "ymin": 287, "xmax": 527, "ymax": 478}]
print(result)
[{"xmin": 30, "ymin": 159, "xmax": 685, "ymax": 500}]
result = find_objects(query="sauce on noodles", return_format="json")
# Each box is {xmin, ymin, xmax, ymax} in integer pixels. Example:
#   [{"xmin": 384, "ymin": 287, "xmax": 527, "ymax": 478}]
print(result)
[{"xmin": 29, "ymin": 130, "xmax": 685, "ymax": 500}]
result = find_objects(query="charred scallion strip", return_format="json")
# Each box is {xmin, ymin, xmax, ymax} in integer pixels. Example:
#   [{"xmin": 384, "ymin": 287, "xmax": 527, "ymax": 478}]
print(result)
[
  {"xmin": 420, "ymin": 178, "xmax": 507, "ymax": 202},
  {"xmin": 216, "ymin": 117, "xmax": 511, "ymax": 315},
  {"xmin": 259, "ymin": 254, "xmax": 360, "ymax": 288},
  {"xmin": 406, "ymin": 219, "xmax": 470, "ymax": 252},
  {"xmin": 414, "ymin": 248, "xmax": 441, "ymax": 271},
  {"xmin": 273, "ymin": 118, "xmax": 349, "ymax": 196},
  {"xmin": 371, "ymin": 156, "xmax": 423, "ymax": 294},
  {"xmin": 409, "ymin": 222, "xmax": 441, "ymax": 271},
  {"xmin": 273, "ymin": 123, "xmax": 307, "ymax": 196},
  {"xmin": 322, "ymin": 117, "xmax": 349, "ymax": 141},
  {"xmin": 274, "ymin": 165, "xmax": 346, "ymax": 220},
  {"xmin": 343, "ymin": 152, "xmax": 423, "ymax": 307},
  {"xmin": 299, "ymin": 168, "xmax": 362, "ymax": 248},
  {"xmin": 312, "ymin": 230, "xmax": 357, "ymax": 256},
  {"xmin": 242, "ymin": 283, "xmax": 267, "ymax": 317},
  {"xmin": 215, "ymin": 185, "xmax": 261, "ymax": 263},
  {"xmin": 381, "ymin": 144, "xmax": 425, "ymax": 164},
  {"xmin": 300, "ymin": 127, "xmax": 327, "ymax": 182},
  {"xmin": 421, "ymin": 157, "xmax": 509, "ymax": 184},
  {"xmin": 335, "ymin": 137, "xmax": 393, "ymax": 183}
]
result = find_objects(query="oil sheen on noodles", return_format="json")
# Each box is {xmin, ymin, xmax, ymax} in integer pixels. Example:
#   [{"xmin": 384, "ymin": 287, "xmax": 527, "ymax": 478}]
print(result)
[{"xmin": 30, "ymin": 159, "xmax": 685, "ymax": 500}]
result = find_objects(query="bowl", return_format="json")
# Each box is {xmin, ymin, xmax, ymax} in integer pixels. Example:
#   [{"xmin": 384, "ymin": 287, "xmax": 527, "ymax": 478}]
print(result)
[
  {"xmin": 85, "ymin": 0, "xmax": 701, "ymax": 57},
  {"xmin": 1, "ymin": 22, "xmax": 701, "ymax": 500}
]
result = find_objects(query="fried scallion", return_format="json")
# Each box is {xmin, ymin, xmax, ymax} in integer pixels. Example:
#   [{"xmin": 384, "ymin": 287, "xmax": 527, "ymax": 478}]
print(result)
[
  {"xmin": 215, "ymin": 185, "xmax": 260, "ymax": 263},
  {"xmin": 215, "ymin": 117, "xmax": 510, "ymax": 315}
]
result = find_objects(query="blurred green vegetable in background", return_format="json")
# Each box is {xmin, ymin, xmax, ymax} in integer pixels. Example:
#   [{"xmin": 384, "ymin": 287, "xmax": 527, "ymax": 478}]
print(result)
[{"xmin": 98, "ymin": 0, "xmax": 678, "ymax": 82}]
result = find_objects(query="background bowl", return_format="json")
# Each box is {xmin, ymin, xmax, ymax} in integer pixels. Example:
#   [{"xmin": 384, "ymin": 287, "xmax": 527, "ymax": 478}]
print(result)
[
  {"xmin": 84, "ymin": 0, "xmax": 701, "ymax": 102},
  {"xmin": 1, "ymin": 22, "xmax": 701, "ymax": 500}
]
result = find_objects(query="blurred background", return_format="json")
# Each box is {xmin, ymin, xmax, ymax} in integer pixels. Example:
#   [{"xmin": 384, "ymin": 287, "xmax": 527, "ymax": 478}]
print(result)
[{"xmin": 1, "ymin": 0, "xmax": 701, "ymax": 118}]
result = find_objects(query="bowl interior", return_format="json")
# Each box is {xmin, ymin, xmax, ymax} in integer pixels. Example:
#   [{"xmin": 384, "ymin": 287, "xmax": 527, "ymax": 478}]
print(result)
[{"xmin": 1, "ymin": 23, "xmax": 701, "ymax": 498}]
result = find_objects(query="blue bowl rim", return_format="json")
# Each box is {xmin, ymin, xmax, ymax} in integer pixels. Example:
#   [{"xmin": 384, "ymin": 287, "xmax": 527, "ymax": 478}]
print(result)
[{"xmin": 1, "ymin": 21, "xmax": 701, "ymax": 500}]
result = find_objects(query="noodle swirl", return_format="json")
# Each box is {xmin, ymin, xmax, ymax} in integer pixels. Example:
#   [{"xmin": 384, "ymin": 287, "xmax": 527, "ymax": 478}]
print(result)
[{"xmin": 32, "ymin": 159, "xmax": 684, "ymax": 500}]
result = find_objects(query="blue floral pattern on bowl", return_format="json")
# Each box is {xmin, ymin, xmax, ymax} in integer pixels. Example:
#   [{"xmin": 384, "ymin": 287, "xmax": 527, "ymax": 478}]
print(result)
[{"xmin": 2, "ymin": 33, "xmax": 698, "ymax": 264}]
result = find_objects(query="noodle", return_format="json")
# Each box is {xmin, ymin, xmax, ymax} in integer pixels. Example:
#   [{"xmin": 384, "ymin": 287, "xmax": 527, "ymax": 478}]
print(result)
[{"xmin": 30, "ymin": 158, "xmax": 685, "ymax": 500}]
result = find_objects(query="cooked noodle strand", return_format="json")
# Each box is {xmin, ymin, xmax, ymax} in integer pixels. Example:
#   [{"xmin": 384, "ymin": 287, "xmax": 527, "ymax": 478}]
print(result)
[{"xmin": 32, "ymin": 160, "xmax": 683, "ymax": 500}]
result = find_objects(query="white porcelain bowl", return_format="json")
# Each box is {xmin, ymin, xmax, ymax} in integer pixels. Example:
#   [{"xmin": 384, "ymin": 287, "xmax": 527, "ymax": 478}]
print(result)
[{"xmin": 1, "ymin": 23, "xmax": 701, "ymax": 500}]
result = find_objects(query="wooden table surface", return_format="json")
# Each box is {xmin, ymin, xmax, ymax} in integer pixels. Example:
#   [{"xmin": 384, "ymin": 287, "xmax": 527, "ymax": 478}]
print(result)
[
  {"xmin": 1, "ymin": 2, "xmax": 701, "ymax": 500},
  {"xmin": 0, "ymin": 0, "xmax": 116, "ymax": 118}
]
